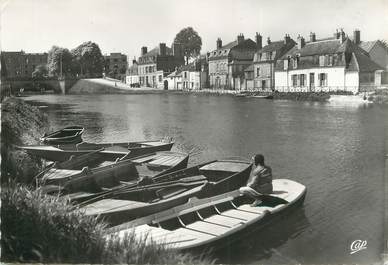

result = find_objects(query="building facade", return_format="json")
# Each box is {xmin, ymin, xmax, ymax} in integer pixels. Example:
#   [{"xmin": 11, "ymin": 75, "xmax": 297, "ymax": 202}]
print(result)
[
  {"xmin": 1, "ymin": 51, "xmax": 48, "ymax": 79},
  {"xmin": 180, "ymin": 55, "xmax": 209, "ymax": 90},
  {"xmin": 137, "ymin": 43, "xmax": 184, "ymax": 89},
  {"xmin": 208, "ymin": 34, "xmax": 258, "ymax": 90},
  {"xmin": 104, "ymin": 53, "xmax": 128, "ymax": 81},
  {"xmin": 125, "ymin": 59, "xmax": 139, "ymax": 86},
  {"xmin": 274, "ymin": 30, "xmax": 383, "ymax": 94},
  {"xmin": 253, "ymin": 34, "xmax": 296, "ymax": 91}
]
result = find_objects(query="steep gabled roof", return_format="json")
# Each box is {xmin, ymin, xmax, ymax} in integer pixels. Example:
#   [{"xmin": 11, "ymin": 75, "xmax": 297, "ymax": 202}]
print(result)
[
  {"xmin": 141, "ymin": 46, "xmax": 173, "ymax": 57},
  {"xmin": 358, "ymin": 41, "xmax": 378, "ymax": 53},
  {"xmin": 208, "ymin": 39, "xmax": 256, "ymax": 61}
]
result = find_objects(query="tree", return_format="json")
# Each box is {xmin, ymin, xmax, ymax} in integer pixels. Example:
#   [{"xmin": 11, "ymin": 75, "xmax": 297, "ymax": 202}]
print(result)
[
  {"xmin": 32, "ymin": 64, "xmax": 48, "ymax": 79},
  {"xmin": 173, "ymin": 27, "xmax": 202, "ymax": 65},
  {"xmin": 47, "ymin": 46, "xmax": 73, "ymax": 78},
  {"xmin": 71, "ymin": 41, "xmax": 104, "ymax": 77}
]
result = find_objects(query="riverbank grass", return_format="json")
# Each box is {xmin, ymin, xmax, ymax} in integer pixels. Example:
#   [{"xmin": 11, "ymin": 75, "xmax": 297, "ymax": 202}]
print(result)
[{"xmin": 1, "ymin": 183, "xmax": 211, "ymax": 264}]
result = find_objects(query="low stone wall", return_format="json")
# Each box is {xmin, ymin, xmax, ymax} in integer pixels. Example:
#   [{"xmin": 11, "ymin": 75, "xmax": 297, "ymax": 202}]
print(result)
[{"xmin": 2, "ymin": 79, "xmax": 79, "ymax": 95}]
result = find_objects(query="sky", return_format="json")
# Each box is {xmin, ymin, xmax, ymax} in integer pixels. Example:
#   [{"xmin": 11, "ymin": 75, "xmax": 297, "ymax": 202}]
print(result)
[{"xmin": 1, "ymin": 0, "xmax": 388, "ymax": 60}]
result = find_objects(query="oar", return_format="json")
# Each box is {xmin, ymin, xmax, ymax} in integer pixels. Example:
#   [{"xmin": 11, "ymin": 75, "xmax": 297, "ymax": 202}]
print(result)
[{"xmin": 77, "ymin": 175, "xmax": 207, "ymax": 207}]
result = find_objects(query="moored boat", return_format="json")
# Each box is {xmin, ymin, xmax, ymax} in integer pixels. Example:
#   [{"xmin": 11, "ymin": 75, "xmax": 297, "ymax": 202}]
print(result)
[
  {"xmin": 78, "ymin": 159, "xmax": 252, "ymax": 226},
  {"xmin": 39, "ymin": 151, "xmax": 189, "ymax": 202},
  {"xmin": 40, "ymin": 126, "xmax": 84, "ymax": 145},
  {"xmin": 106, "ymin": 179, "xmax": 306, "ymax": 251},
  {"xmin": 18, "ymin": 138, "xmax": 174, "ymax": 162}
]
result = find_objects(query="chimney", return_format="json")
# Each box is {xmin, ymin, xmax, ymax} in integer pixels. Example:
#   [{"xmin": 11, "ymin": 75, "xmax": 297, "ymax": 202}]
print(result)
[
  {"xmin": 237, "ymin": 33, "xmax": 245, "ymax": 44},
  {"xmin": 353, "ymin": 29, "xmax": 361, "ymax": 45},
  {"xmin": 284, "ymin": 34, "xmax": 291, "ymax": 44},
  {"xmin": 159, "ymin": 43, "xmax": 166, "ymax": 56},
  {"xmin": 217, "ymin": 38, "xmax": 222, "ymax": 49},
  {"xmin": 173, "ymin": 42, "xmax": 183, "ymax": 57},
  {"xmin": 267, "ymin": 37, "xmax": 271, "ymax": 45},
  {"xmin": 309, "ymin": 32, "xmax": 316, "ymax": 42},
  {"xmin": 141, "ymin": 46, "xmax": 147, "ymax": 56},
  {"xmin": 297, "ymin": 35, "xmax": 305, "ymax": 49},
  {"xmin": 334, "ymin": 29, "xmax": 341, "ymax": 39},
  {"xmin": 340, "ymin": 28, "xmax": 346, "ymax": 43},
  {"xmin": 256, "ymin": 32, "xmax": 262, "ymax": 50}
]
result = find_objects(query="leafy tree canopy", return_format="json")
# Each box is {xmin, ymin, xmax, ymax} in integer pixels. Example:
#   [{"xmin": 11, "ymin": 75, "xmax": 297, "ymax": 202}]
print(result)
[
  {"xmin": 173, "ymin": 27, "xmax": 202, "ymax": 64},
  {"xmin": 47, "ymin": 46, "xmax": 72, "ymax": 77},
  {"xmin": 71, "ymin": 41, "xmax": 104, "ymax": 76},
  {"xmin": 32, "ymin": 64, "xmax": 48, "ymax": 79}
]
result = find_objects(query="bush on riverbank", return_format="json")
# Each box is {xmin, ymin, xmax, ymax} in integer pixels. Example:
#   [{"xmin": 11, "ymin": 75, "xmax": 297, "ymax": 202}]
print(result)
[
  {"xmin": 368, "ymin": 89, "xmax": 388, "ymax": 104},
  {"xmin": 1, "ymin": 97, "xmax": 49, "ymax": 184},
  {"xmin": 272, "ymin": 92, "xmax": 331, "ymax": 101},
  {"xmin": 1, "ymin": 183, "xmax": 211, "ymax": 264}
]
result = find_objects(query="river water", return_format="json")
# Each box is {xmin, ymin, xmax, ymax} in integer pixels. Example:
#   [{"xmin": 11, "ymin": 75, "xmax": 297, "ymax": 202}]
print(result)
[{"xmin": 24, "ymin": 93, "xmax": 386, "ymax": 264}]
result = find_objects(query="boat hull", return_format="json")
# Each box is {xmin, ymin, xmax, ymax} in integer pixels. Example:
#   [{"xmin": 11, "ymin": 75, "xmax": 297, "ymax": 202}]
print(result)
[{"xmin": 19, "ymin": 141, "xmax": 174, "ymax": 162}]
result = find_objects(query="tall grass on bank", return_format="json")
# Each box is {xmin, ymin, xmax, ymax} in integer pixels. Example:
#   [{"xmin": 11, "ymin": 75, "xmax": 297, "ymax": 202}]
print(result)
[{"xmin": 1, "ymin": 183, "xmax": 211, "ymax": 264}]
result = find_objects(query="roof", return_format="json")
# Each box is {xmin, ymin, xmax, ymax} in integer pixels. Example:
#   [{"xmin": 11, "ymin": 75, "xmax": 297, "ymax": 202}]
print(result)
[
  {"xmin": 209, "ymin": 39, "xmax": 257, "ymax": 61},
  {"xmin": 254, "ymin": 39, "xmax": 296, "ymax": 62},
  {"xmin": 358, "ymin": 41, "xmax": 377, "ymax": 53},
  {"xmin": 259, "ymin": 40, "xmax": 290, "ymax": 53},
  {"xmin": 277, "ymin": 37, "xmax": 383, "ymax": 72},
  {"xmin": 287, "ymin": 39, "xmax": 343, "ymax": 57},
  {"xmin": 141, "ymin": 46, "xmax": 173, "ymax": 58}
]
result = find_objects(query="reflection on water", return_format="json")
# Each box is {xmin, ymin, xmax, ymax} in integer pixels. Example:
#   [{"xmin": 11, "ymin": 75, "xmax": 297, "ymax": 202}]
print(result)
[
  {"xmin": 214, "ymin": 207, "xmax": 311, "ymax": 264},
  {"xmin": 24, "ymin": 94, "xmax": 386, "ymax": 264}
]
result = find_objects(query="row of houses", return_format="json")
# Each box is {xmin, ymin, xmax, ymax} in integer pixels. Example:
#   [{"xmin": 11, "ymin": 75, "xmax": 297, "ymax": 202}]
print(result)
[{"xmin": 126, "ymin": 29, "xmax": 388, "ymax": 94}]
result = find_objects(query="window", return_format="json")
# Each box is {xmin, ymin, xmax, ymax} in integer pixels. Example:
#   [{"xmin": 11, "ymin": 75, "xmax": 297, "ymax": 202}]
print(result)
[
  {"xmin": 328, "ymin": 55, "xmax": 333, "ymax": 66},
  {"xmin": 268, "ymin": 52, "xmax": 273, "ymax": 60},
  {"xmin": 319, "ymin": 73, "xmax": 328, "ymax": 86},
  {"xmin": 184, "ymin": 72, "xmax": 187, "ymax": 78},
  {"xmin": 159, "ymin": 75, "xmax": 162, "ymax": 82},
  {"xmin": 292, "ymin": 58, "xmax": 298, "ymax": 69},
  {"xmin": 292, "ymin": 74, "xmax": 298, "ymax": 87},
  {"xmin": 319, "ymin": 56, "xmax": 325, "ymax": 67},
  {"xmin": 300, "ymin": 74, "xmax": 306, "ymax": 87},
  {"xmin": 256, "ymin": 67, "xmax": 260, "ymax": 77}
]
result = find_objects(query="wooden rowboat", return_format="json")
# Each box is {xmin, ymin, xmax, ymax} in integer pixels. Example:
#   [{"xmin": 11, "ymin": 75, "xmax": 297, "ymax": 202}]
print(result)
[
  {"xmin": 39, "ymin": 151, "xmax": 189, "ymax": 203},
  {"xmin": 106, "ymin": 179, "xmax": 306, "ymax": 251},
  {"xmin": 78, "ymin": 159, "xmax": 252, "ymax": 226},
  {"xmin": 40, "ymin": 126, "xmax": 84, "ymax": 145},
  {"xmin": 18, "ymin": 139, "xmax": 174, "ymax": 162}
]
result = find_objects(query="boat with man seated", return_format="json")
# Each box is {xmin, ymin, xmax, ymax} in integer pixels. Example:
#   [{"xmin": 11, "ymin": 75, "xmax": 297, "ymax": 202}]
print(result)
[{"xmin": 106, "ymin": 179, "xmax": 306, "ymax": 251}]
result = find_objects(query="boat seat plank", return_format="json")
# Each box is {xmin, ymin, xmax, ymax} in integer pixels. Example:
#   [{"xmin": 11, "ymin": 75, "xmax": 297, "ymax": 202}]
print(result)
[
  {"xmin": 82, "ymin": 199, "xmax": 149, "ymax": 215},
  {"xmin": 199, "ymin": 161, "xmax": 248, "ymax": 173},
  {"xmin": 185, "ymin": 220, "xmax": 230, "ymax": 236},
  {"xmin": 131, "ymin": 154, "xmax": 159, "ymax": 163},
  {"xmin": 220, "ymin": 209, "xmax": 259, "ymax": 221},
  {"xmin": 164, "ymin": 228, "xmax": 214, "ymax": 248},
  {"xmin": 148, "ymin": 156, "xmax": 174, "ymax": 165},
  {"xmin": 203, "ymin": 214, "xmax": 245, "ymax": 227}
]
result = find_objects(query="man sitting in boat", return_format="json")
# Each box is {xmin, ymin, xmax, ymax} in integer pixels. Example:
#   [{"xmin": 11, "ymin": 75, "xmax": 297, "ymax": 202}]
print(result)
[{"xmin": 239, "ymin": 154, "xmax": 273, "ymax": 206}]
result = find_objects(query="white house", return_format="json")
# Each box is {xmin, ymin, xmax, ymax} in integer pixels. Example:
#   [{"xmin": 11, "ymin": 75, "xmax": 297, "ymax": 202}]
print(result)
[
  {"xmin": 164, "ymin": 70, "xmax": 182, "ymax": 90},
  {"xmin": 274, "ymin": 30, "xmax": 383, "ymax": 94}
]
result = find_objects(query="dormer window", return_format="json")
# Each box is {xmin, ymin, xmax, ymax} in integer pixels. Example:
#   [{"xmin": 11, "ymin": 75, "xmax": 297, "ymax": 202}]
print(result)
[
  {"xmin": 283, "ymin": 59, "xmax": 289, "ymax": 70},
  {"xmin": 319, "ymin": 55, "xmax": 325, "ymax": 67},
  {"xmin": 292, "ymin": 56, "xmax": 298, "ymax": 69}
]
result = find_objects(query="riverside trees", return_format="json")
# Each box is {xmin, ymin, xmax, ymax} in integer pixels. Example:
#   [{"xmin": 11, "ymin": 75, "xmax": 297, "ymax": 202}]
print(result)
[{"xmin": 47, "ymin": 41, "xmax": 104, "ymax": 78}]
